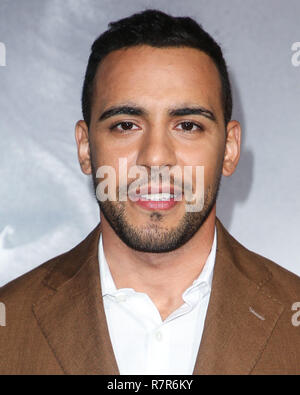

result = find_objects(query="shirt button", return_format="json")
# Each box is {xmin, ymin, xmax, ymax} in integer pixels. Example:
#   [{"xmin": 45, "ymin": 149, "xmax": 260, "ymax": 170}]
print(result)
[{"xmin": 155, "ymin": 331, "xmax": 163, "ymax": 341}]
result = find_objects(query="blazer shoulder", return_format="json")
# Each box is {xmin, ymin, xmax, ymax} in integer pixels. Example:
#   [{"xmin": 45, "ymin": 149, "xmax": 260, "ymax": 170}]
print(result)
[
  {"xmin": 218, "ymin": 220, "xmax": 300, "ymax": 304},
  {"xmin": 0, "ymin": 223, "xmax": 101, "ymax": 305},
  {"xmin": 240, "ymin": 241, "xmax": 299, "ymax": 302},
  {"xmin": 0, "ymin": 252, "xmax": 63, "ymax": 305},
  {"xmin": 258, "ymin": 253, "xmax": 300, "ymax": 303}
]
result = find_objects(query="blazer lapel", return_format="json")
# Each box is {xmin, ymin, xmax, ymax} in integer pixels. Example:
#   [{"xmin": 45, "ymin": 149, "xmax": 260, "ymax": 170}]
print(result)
[
  {"xmin": 193, "ymin": 219, "xmax": 285, "ymax": 375},
  {"xmin": 32, "ymin": 224, "xmax": 120, "ymax": 375}
]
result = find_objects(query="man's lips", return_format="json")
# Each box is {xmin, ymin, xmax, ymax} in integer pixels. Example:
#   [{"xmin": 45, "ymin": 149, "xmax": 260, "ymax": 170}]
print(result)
[
  {"xmin": 133, "ymin": 184, "xmax": 183, "ymax": 196},
  {"xmin": 135, "ymin": 196, "xmax": 178, "ymax": 211},
  {"xmin": 126, "ymin": 184, "xmax": 184, "ymax": 210},
  {"xmin": 132, "ymin": 187, "xmax": 182, "ymax": 211}
]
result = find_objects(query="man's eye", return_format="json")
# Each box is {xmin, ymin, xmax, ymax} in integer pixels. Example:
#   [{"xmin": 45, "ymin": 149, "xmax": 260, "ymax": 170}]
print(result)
[
  {"xmin": 110, "ymin": 121, "xmax": 139, "ymax": 131},
  {"xmin": 176, "ymin": 122, "xmax": 204, "ymax": 132}
]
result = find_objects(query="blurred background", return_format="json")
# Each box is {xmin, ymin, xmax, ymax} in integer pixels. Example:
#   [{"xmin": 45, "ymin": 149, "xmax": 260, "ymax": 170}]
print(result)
[{"xmin": 0, "ymin": 0, "xmax": 300, "ymax": 286}]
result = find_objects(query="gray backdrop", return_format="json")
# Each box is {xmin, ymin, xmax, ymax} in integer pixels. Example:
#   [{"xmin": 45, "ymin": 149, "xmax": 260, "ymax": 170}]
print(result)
[{"xmin": 1, "ymin": 0, "xmax": 300, "ymax": 286}]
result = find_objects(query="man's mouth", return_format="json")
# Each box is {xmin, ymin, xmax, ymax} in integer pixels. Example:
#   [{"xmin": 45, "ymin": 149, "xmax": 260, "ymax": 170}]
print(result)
[
  {"xmin": 126, "ymin": 183, "xmax": 184, "ymax": 211},
  {"xmin": 140, "ymin": 193, "xmax": 176, "ymax": 201},
  {"xmin": 135, "ymin": 192, "xmax": 179, "ymax": 211}
]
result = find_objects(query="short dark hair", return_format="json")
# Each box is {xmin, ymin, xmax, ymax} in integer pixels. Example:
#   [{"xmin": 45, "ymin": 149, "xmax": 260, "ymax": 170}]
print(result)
[{"xmin": 81, "ymin": 9, "xmax": 232, "ymax": 127}]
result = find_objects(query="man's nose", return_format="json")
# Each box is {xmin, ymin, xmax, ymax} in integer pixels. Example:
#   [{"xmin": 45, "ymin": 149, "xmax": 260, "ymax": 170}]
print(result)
[{"xmin": 136, "ymin": 126, "xmax": 177, "ymax": 168}]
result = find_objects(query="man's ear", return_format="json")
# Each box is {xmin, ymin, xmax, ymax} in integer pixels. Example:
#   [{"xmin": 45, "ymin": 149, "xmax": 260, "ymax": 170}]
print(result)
[
  {"xmin": 222, "ymin": 120, "xmax": 241, "ymax": 177},
  {"xmin": 75, "ymin": 120, "xmax": 92, "ymax": 175}
]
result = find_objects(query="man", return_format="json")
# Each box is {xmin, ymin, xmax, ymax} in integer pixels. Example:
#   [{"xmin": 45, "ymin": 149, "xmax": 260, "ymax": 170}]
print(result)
[{"xmin": 0, "ymin": 9, "xmax": 299, "ymax": 375}]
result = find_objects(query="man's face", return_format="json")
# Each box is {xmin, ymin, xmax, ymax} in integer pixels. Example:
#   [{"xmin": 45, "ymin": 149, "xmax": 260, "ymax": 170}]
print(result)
[{"xmin": 76, "ymin": 46, "xmax": 240, "ymax": 252}]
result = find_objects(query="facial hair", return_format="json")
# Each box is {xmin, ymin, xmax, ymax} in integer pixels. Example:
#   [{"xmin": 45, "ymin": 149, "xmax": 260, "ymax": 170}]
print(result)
[{"xmin": 91, "ymin": 163, "xmax": 222, "ymax": 253}]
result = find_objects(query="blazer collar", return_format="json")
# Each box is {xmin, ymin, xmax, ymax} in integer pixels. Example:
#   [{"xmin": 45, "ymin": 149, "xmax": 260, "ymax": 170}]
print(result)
[{"xmin": 33, "ymin": 219, "xmax": 284, "ymax": 375}]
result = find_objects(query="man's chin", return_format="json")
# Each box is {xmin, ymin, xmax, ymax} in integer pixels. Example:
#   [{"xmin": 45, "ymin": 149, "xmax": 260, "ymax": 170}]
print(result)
[
  {"xmin": 102, "ymin": 212, "xmax": 186, "ymax": 253},
  {"xmin": 101, "ymin": 208, "xmax": 200, "ymax": 253}
]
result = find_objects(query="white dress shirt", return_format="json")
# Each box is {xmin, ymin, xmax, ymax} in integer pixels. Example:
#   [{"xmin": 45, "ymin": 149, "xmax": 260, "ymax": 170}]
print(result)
[{"xmin": 99, "ymin": 229, "xmax": 217, "ymax": 375}]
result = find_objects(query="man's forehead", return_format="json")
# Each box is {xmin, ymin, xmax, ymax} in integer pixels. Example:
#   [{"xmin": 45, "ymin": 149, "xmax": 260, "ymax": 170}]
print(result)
[{"xmin": 92, "ymin": 45, "xmax": 222, "ymax": 119}]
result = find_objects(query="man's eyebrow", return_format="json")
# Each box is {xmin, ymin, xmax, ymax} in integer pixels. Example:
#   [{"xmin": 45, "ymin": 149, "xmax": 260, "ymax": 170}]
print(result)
[
  {"xmin": 98, "ymin": 106, "xmax": 146, "ymax": 121},
  {"xmin": 98, "ymin": 105, "xmax": 217, "ymax": 123},
  {"xmin": 168, "ymin": 107, "xmax": 217, "ymax": 122}
]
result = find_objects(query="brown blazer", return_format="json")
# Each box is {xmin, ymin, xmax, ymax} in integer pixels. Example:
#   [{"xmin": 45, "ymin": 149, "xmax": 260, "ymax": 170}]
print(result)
[{"xmin": 0, "ymin": 218, "xmax": 300, "ymax": 375}]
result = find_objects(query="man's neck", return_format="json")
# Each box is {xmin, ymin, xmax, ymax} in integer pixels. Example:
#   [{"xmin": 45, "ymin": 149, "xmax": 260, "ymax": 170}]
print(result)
[{"xmin": 101, "ymin": 207, "xmax": 216, "ymax": 320}]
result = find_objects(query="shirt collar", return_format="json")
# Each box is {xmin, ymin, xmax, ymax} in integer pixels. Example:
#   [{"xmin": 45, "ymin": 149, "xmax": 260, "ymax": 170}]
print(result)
[
  {"xmin": 99, "ymin": 227, "xmax": 217, "ymax": 298},
  {"xmin": 99, "ymin": 233, "xmax": 118, "ymax": 297},
  {"xmin": 189, "ymin": 226, "xmax": 217, "ymax": 290}
]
